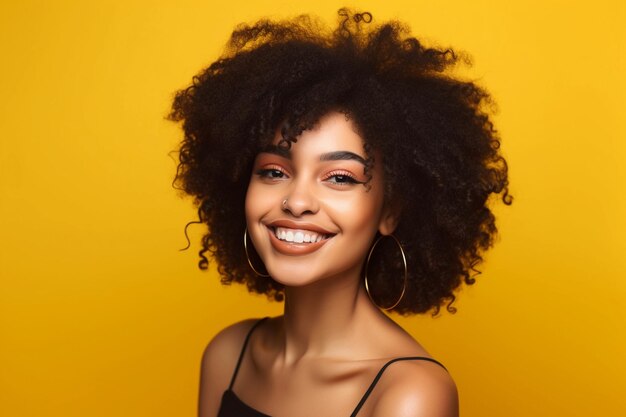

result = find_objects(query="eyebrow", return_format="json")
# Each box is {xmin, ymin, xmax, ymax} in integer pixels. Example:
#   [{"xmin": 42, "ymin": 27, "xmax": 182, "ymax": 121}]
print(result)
[
  {"xmin": 320, "ymin": 151, "xmax": 367, "ymax": 165},
  {"xmin": 261, "ymin": 145, "xmax": 367, "ymax": 166},
  {"xmin": 261, "ymin": 144, "xmax": 291, "ymax": 159}
]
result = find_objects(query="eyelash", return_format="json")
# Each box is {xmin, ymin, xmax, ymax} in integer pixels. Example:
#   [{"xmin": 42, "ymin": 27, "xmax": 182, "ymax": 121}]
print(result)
[
  {"xmin": 255, "ymin": 166, "xmax": 363, "ymax": 186},
  {"xmin": 323, "ymin": 170, "xmax": 361, "ymax": 185},
  {"xmin": 255, "ymin": 165, "xmax": 287, "ymax": 179}
]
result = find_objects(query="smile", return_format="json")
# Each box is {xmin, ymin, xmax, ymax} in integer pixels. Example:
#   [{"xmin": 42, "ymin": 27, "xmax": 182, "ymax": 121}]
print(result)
[
  {"xmin": 273, "ymin": 227, "xmax": 331, "ymax": 243},
  {"xmin": 266, "ymin": 225, "xmax": 335, "ymax": 255}
]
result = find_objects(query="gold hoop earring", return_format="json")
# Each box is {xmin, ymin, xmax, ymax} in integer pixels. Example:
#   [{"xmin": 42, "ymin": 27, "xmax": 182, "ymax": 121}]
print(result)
[
  {"xmin": 244, "ymin": 227, "xmax": 270, "ymax": 277},
  {"xmin": 364, "ymin": 234, "xmax": 408, "ymax": 311}
]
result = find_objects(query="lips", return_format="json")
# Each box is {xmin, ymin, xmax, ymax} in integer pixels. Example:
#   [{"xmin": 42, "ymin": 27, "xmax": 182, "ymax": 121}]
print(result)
[{"xmin": 265, "ymin": 220, "xmax": 336, "ymax": 255}]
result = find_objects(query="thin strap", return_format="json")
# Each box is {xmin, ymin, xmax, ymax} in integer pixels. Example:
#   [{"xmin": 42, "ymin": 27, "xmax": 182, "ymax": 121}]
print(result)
[
  {"xmin": 349, "ymin": 356, "xmax": 447, "ymax": 417},
  {"xmin": 227, "ymin": 317, "xmax": 270, "ymax": 390}
]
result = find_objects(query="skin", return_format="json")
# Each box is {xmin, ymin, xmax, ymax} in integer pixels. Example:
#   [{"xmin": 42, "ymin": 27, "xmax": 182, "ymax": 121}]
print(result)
[{"xmin": 198, "ymin": 112, "xmax": 459, "ymax": 417}]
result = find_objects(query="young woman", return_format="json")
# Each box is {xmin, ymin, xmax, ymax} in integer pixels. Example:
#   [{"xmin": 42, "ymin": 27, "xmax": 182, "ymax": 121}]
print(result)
[{"xmin": 169, "ymin": 9, "xmax": 511, "ymax": 417}]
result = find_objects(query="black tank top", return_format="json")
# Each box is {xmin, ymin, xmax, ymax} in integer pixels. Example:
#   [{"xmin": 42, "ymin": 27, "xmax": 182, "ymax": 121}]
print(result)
[{"xmin": 216, "ymin": 317, "xmax": 447, "ymax": 417}]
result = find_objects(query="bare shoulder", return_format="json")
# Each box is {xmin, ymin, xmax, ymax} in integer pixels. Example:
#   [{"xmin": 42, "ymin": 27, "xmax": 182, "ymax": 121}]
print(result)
[
  {"xmin": 370, "ymin": 359, "xmax": 459, "ymax": 417},
  {"xmin": 198, "ymin": 317, "xmax": 266, "ymax": 417},
  {"xmin": 201, "ymin": 317, "xmax": 263, "ymax": 370}
]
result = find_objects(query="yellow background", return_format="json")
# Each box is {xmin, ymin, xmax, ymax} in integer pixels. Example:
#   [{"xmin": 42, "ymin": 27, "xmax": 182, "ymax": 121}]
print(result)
[{"xmin": 1, "ymin": 1, "xmax": 624, "ymax": 416}]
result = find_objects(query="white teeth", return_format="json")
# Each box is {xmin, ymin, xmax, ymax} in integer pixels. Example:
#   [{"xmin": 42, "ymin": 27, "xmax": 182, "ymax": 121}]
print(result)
[{"xmin": 273, "ymin": 226, "xmax": 329, "ymax": 243}]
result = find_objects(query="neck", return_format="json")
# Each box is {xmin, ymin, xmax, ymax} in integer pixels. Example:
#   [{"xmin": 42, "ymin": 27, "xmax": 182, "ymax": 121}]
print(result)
[{"xmin": 278, "ymin": 268, "xmax": 385, "ymax": 364}]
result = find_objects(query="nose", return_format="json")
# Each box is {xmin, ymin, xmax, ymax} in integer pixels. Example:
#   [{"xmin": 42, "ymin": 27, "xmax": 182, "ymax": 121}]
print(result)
[{"xmin": 282, "ymin": 180, "xmax": 319, "ymax": 217}]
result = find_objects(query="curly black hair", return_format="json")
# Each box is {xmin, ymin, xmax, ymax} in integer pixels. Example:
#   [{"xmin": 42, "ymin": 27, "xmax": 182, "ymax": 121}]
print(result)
[{"xmin": 168, "ymin": 9, "xmax": 512, "ymax": 316}]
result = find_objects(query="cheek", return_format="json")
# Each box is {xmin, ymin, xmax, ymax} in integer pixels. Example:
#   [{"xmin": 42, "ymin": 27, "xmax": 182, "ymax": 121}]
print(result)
[
  {"xmin": 328, "ymin": 188, "xmax": 385, "ymax": 231},
  {"xmin": 244, "ymin": 183, "xmax": 259, "ymax": 222},
  {"xmin": 245, "ymin": 181, "xmax": 276, "ymax": 223}
]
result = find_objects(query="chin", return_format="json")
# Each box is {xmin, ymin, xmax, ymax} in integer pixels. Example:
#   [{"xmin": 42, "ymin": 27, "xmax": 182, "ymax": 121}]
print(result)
[{"xmin": 265, "ymin": 264, "xmax": 324, "ymax": 287}]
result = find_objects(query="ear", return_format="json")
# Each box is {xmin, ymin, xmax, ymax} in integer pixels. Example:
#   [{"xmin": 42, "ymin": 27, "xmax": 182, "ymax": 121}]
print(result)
[{"xmin": 378, "ymin": 201, "xmax": 401, "ymax": 236}]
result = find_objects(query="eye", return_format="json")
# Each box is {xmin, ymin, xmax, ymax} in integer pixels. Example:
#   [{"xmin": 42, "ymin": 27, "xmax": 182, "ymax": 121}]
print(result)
[
  {"xmin": 328, "ymin": 175, "xmax": 357, "ymax": 184},
  {"xmin": 255, "ymin": 166, "xmax": 288, "ymax": 180},
  {"xmin": 323, "ymin": 170, "xmax": 363, "ymax": 186}
]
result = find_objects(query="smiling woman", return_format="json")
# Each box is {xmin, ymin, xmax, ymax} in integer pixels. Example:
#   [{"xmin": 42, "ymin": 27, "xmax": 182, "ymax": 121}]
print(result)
[
  {"xmin": 168, "ymin": 8, "xmax": 510, "ymax": 417},
  {"xmin": 246, "ymin": 113, "xmax": 393, "ymax": 287}
]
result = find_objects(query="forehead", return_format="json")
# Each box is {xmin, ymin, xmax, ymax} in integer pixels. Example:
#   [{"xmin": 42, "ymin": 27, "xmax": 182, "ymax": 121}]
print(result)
[{"xmin": 270, "ymin": 112, "xmax": 366, "ymax": 158}]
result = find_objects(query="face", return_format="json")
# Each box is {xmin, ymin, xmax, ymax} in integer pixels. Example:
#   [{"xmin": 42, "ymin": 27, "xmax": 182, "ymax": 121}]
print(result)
[{"xmin": 245, "ymin": 112, "xmax": 397, "ymax": 287}]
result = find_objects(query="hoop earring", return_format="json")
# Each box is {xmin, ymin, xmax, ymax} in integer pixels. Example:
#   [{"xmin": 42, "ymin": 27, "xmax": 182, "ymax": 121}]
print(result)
[
  {"xmin": 243, "ymin": 228, "xmax": 271, "ymax": 277},
  {"xmin": 364, "ymin": 234, "xmax": 408, "ymax": 311}
]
